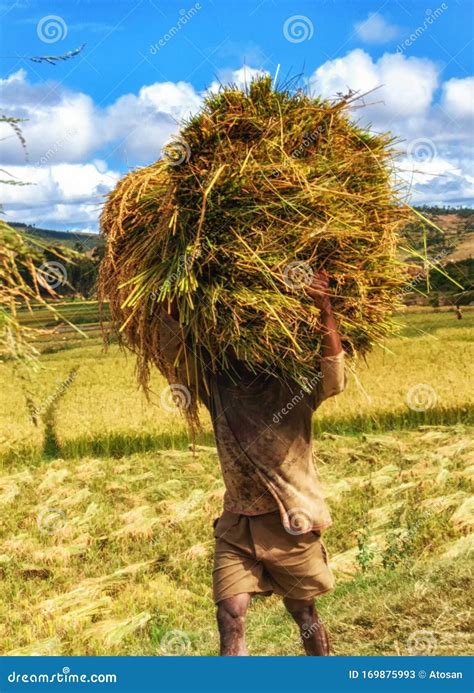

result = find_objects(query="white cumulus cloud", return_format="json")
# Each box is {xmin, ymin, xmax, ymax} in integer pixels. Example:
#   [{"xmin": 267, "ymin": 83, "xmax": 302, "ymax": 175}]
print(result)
[
  {"xmin": 1, "ymin": 163, "xmax": 121, "ymax": 229},
  {"xmin": 208, "ymin": 65, "xmax": 268, "ymax": 93},
  {"xmin": 309, "ymin": 48, "xmax": 438, "ymax": 122},
  {"xmin": 0, "ymin": 65, "xmax": 268, "ymax": 228},
  {"xmin": 1, "ymin": 58, "xmax": 473, "ymax": 228},
  {"xmin": 0, "ymin": 69, "xmax": 100, "ymax": 165},
  {"xmin": 0, "ymin": 70, "xmax": 205, "ymax": 167},
  {"xmin": 441, "ymin": 76, "xmax": 474, "ymax": 121},
  {"xmin": 354, "ymin": 13, "xmax": 402, "ymax": 44},
  {"xmin": 309, "ymin": 49, "xmax": 472, "ymax": 205}
]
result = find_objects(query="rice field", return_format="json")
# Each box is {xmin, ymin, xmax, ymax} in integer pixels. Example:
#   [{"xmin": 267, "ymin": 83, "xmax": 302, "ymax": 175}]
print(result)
[{"xmin": 0, "ymin": 307, "xmax": 472, "ymax": 655}]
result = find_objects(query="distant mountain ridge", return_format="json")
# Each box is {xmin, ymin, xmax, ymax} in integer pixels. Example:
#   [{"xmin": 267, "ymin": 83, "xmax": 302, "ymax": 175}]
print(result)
[{"xmin": 10, "ymin": 222, "xmax": 100, "ymax": 250}]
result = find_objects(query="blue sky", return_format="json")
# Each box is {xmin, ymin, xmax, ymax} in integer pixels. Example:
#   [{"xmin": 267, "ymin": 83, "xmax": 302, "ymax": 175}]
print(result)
[{"xmin": 1, "ymin": 0, "xmax": 473, "ymax": 231}]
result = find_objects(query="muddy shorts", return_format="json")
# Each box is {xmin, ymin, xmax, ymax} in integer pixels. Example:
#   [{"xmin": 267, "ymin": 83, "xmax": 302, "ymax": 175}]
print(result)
[{"xmin": 213, "ymin": 510, "xmax": 334, "ymax": 603}]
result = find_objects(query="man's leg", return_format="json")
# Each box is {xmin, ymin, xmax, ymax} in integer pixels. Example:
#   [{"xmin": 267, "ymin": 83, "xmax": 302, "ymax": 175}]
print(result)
[
  {"xmin": 283, "ymin": 597, "xmax": 330, "ymax": 656},
  {"xmin": 216, "ymin": 593, "xmax": 251, "ymax": 656}
]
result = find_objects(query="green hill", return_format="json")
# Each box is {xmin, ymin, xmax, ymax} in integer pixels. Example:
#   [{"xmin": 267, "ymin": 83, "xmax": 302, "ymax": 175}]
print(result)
[{"xmin": 11, "ymin": 222, "xmax": 100, "ymax": 251}]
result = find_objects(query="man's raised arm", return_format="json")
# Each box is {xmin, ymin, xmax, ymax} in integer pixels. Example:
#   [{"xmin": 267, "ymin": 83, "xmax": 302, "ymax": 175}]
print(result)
[{"xmin": 305, "ymin": 270, "xmax": 346, "ymax": 400}]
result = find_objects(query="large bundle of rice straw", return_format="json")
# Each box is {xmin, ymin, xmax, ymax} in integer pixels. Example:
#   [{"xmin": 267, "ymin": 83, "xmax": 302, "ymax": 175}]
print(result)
[{"xmin": 100, "ymin": 76, "xmax": 410, "ymax": 422}]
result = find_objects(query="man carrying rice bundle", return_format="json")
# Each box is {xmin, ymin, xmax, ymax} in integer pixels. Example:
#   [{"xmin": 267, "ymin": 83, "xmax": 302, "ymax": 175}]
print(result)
[
  {"xmin": 159, "ymin": 269, "xmax": 345, "ymax": 656},
  {"xmin": 100, "ymin": 76, "xmax": 409, "ymax": 657}
]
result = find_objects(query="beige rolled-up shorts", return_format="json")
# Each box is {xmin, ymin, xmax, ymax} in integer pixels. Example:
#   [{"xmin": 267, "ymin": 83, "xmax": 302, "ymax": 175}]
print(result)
[{"xmin": 213, "ymin": 510, "xmax": 334, "ymax": 603}]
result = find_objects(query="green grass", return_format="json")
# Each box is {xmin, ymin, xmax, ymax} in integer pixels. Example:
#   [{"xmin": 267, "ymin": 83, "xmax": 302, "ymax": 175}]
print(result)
[
  {"xmin": 0, "ymin": 309, "xmax": 473, "ymax": 655},
  {"xmin": 17, "ymin": 300, "xmax": 105, "ymax": 329}
]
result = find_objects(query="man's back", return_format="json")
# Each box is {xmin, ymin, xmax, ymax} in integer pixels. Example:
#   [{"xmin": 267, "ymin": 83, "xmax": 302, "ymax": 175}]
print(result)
[{"xmin": 204, "ymin": 354, "xmax": 345, "ymax": 532}]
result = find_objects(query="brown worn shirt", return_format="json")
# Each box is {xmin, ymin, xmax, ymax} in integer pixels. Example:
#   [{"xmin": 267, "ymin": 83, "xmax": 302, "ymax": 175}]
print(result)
[{"xmin": 159, "ymin": 313, "xmax": 346, "ymax": 532}]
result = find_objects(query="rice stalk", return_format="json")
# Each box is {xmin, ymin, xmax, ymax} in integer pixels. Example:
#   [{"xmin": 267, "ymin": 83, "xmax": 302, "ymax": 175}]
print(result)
[
  {"xmin": 82, "ymin": 611, "xmax": 151, "ymax": 646},
  {"xmin": 99, "ymin": 76, "xmax": 412, "ymax": 427}
]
